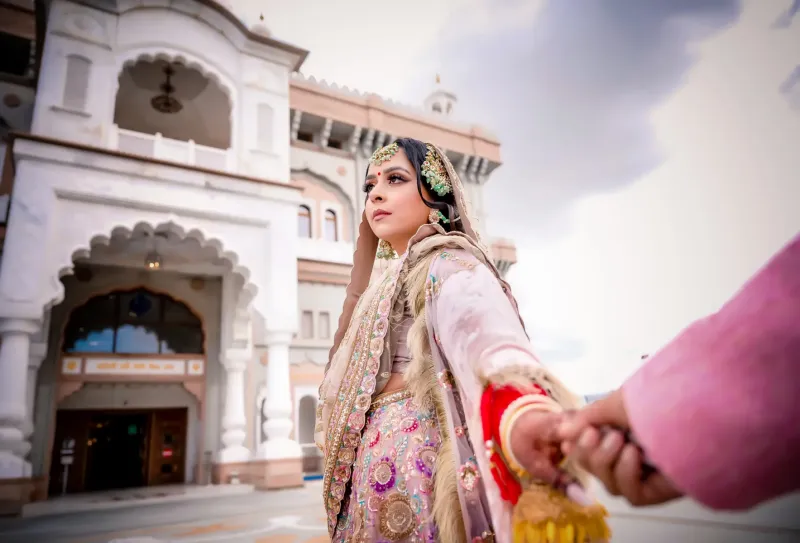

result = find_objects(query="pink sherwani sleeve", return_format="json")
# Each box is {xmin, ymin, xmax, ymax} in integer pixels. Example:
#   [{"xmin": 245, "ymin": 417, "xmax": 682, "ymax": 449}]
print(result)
[{"xmin": 623, "ymin": 233, "xmax": 800, "ymax": 510}]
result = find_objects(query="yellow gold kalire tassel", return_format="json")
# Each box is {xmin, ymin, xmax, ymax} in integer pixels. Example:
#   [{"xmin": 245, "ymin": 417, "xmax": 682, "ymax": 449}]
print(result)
[{"xmin": 511, "ymin": 484, "xmax": 611, "ymax": 543}]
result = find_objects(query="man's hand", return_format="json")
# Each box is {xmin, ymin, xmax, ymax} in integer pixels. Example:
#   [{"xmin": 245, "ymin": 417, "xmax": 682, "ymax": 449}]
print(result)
[{"xmin": 557, "ymin": 389, "xmax": 684, "ymax": 507}]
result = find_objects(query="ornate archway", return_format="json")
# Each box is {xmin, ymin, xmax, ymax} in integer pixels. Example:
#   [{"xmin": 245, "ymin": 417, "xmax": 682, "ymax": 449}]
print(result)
[{"xmin": 51, "ymin": 219, "xmax": 257, "ymax": 317}]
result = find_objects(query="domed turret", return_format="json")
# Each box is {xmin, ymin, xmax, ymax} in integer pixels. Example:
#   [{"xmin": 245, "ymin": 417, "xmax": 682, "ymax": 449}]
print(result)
[
  {"xmin": 424, "ymin": 74, "xmax": 457, "ymax": 117},
  {"xmin": 251, "ymin": 13, "xmax": 272, "ymax": 37}
]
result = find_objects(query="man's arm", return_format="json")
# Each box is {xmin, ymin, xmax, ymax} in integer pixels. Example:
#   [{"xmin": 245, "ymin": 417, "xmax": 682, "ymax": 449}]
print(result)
[{"xmin": 624, "ymin": 234, "xmax": 800, "ymax": 510}]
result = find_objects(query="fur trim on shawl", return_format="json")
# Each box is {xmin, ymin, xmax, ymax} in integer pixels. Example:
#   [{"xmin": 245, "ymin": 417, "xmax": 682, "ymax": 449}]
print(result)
[{"xmin": 405, "ymin": 242, "xmax": 466, "ymax": 543}]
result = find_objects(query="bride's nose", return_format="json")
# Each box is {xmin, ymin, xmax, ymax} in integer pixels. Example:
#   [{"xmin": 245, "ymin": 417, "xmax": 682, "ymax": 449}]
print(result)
[{"xmin": 369, "ymin": 183, "xmax": 386, "ymax": 203}]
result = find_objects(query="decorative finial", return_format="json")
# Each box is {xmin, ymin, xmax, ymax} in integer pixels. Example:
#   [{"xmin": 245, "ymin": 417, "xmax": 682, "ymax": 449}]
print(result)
[
  {"xmin": 435, "ymin": 73, "xmax": 441, "ymax": 85},
  {"xmin": 259, "ymin": 13, "xmax": 264, "ymax": 21}
]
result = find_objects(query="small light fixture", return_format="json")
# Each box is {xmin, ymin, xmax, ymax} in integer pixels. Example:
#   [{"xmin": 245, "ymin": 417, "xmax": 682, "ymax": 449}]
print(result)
[
  {"xmin": 151, "ymin": 64, "xmax": 183, "ymax": 114},
  {"xmin": 144, "ymin": 251, "xmax": 162, "ymax": 270},
  {"xmin": 144, "ymin": 231, "xmax": 167, "ymax": 270}
]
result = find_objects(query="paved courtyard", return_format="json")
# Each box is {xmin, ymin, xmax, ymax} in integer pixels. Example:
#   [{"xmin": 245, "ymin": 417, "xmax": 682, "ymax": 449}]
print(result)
[
  {"xmin": 2, "ymin": 481, "xmax": 798, "ymax": 543},
  {"xmin": 0, "ymin": 483, "xmax": 327, "ymax": 543}
]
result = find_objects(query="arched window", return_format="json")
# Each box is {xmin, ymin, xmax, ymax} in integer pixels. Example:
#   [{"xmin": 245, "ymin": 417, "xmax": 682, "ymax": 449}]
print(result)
[
  {"xmin": 62, "ymin": 289, "xmax": 204, "ymax": 355},
  {"xmin": 324, "ymin": 209, "xmax": 337, "ymax": 242},
  {"xmin": 63, "ymin": 55, "xmax": 91, "ymax": 111},
  {"xmin": 298, "ymin": 205, "xmax": 312, "ymax": 238},
  {"xmin": 432, "ymin": 103, "xmax": 442, "ymax": 113}
]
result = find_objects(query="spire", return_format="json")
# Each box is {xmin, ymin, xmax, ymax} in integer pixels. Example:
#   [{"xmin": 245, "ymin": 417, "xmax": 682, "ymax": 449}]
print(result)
[{"xmin": 251, "ymin": 11, "xmax": 271, "ymax": 37}]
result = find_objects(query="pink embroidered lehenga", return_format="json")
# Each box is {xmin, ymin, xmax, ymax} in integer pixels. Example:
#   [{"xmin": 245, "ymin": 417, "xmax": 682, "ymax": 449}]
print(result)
[{"xmin": 315, "ymin": 144, "xmax": 607, "ymax": 542}]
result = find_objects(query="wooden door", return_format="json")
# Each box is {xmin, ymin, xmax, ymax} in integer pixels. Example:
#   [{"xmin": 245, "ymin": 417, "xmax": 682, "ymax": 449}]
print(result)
[
  {"xmin": 48, "ymin": 410, "xmax": 90, "ymax": 496},
  {"xmin": 146, "ymin": 408, "xmax": 188, "ymax": 486}
]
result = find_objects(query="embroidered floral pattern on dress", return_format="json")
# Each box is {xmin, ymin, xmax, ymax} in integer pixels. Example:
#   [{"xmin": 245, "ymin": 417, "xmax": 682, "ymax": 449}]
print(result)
[
  {"xmin": 401, "ymin": 417, "xmax": 419, "ymax": 433},
  {"xmin": 379, "ymin": 493, "xmax": 416, "ymax": 541},
  {"xmin": 332, "ymin": 394, "xmax": 440, "ymax": 542},
  {"xmin": 364, "ymin": 427, "xmax": 380, "ymax": 449},
  {"xmin": 369, "ymin": 457, "xmax": 397, "ymax": 493},
  {"xmin": 458, "ymin": 459, "xmax": 481, "ymax": 493},
  {"xmin": 415, "ymin": 444, "xmax": 437, "ymax": 478}
]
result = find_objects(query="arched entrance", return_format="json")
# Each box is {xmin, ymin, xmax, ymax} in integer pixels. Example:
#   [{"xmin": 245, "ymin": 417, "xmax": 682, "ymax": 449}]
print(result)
[{"xmin": 50, "ymin": 288, "xmax": 206, "ymax": 495}]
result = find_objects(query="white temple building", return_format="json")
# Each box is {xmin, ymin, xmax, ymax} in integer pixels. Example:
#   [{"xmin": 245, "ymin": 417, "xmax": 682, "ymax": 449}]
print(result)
[{"xmin": 0, "ymin": 0, "xmax": 517, "ymax": 514}]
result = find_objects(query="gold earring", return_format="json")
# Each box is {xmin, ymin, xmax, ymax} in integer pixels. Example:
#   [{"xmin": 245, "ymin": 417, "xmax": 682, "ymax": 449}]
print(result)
[
  {"xmin": 428, "ymin": 209, "xmax": 449, "ymax": 224},
  {"xmin": 376, "ymin": 239, "xmax": 394, "ymax": 259}
]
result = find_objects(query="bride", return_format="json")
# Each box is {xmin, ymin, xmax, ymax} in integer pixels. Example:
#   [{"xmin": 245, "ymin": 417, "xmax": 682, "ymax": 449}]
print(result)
[{"xmin": 316, "ymin": 138, "xmax": 609, "ymax": 542}]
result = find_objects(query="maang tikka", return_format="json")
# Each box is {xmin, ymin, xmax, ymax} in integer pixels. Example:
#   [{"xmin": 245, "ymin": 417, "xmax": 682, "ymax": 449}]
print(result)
[{"xmin": 371, "ymin": 143, "xmax": 399, "ymax": 165}]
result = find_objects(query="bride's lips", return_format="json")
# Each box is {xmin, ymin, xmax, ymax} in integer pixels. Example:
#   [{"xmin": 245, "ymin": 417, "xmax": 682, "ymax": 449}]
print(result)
[{"xmin": 372, "ymin": 209, "xmax": 391, "ymax": 221}]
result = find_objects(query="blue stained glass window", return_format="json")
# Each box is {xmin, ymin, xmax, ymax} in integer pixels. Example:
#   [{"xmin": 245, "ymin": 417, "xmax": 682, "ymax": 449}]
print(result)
[{"xmin": 62, "ymin": 288, "xmax": 204, "ymax": 354}]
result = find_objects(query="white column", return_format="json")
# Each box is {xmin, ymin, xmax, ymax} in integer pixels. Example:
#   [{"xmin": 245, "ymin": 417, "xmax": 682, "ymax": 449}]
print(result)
[
  {"xmin": 218, "ymin": 349, "xmax": 251, "ymax": 463},
  {"xmin": 258, "ymin": 331, "xmax": 301, "ymax": 460},
  {"xmin": 0, "ymin": 318, "xmax": 39, "ymax": 479},
  {"xmin": 19, "ymin": 342, "xmax": 47, "ymax": 468}
]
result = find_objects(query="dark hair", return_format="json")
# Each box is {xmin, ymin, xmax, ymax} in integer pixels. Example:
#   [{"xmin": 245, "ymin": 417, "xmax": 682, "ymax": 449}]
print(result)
[{"xmin": 364, "ymin": 137, "xmax": 459, "ymax": 232}]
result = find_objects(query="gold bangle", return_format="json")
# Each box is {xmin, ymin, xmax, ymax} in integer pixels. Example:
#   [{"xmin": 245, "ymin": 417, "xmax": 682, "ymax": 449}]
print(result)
[
  {"xmin": 500, "ymin": 398, "xmax": 562, "ymax": 479},
  {"xmin": 499, "ymin": 395, "xmax": 561, "ymax": 445}
]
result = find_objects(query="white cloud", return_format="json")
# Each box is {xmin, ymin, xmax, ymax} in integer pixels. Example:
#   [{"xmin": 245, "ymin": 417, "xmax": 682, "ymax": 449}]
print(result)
[
  {"xmin": 516, "ymin": 0, "xmax": 800, "ymax": 394},
  {"xmin": 230, "ymin": 0, "xmax": 544, "ymax": 101}
]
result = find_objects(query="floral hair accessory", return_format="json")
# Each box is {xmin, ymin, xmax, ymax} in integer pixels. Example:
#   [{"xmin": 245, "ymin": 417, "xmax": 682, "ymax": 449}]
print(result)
[
  {"xmin": 370, "ymin": 142, "xmax": 399, "ymax": 165},
  {"xmin": 422, "ymin": 144, "xmax": 452, "ymax": 196}
]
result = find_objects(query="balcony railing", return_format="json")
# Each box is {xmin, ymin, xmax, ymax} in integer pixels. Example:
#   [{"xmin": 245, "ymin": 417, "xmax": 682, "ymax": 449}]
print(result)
[{"xmin": 108, "ymin": 124, "xmax": 236, "ymax": 173}]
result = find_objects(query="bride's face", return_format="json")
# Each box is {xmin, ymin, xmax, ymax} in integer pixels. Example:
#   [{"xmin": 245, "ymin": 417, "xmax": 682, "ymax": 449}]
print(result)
[{"xmin": 364, "ymin": 148, "xmax": 432, "ymax": 254}]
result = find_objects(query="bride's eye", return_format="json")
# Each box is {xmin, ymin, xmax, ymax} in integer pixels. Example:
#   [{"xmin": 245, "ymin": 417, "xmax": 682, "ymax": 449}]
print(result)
[{"xmin": 388, "ymin": 174, "xmax": 405, "ymax": 183}]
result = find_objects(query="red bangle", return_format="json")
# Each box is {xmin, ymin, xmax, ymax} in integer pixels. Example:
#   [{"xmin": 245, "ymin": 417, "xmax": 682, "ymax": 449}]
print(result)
[{"xmin": 480, "ymin": 383, "xmax": 548, "ymax": 504}]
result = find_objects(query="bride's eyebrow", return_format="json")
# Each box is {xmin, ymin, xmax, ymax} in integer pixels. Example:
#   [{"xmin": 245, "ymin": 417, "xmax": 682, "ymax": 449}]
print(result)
[
  {"xmin": 383, "ymin": 166, "xmax": 411, "ymax": 175},
  {"xmin": 365, "ymin": 166, "xmax": 411, "ymax": 181}
]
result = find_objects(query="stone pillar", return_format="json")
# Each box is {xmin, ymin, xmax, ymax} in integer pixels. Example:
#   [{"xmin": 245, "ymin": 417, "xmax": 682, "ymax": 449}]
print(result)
[
  {"xmin": 19, "ymin": 342, "xmax": 47, "ymax": 469},
  {"xmin": 0, "ymin": 319, "xmax": 39, "ymax": 479},
  {"xmin": 259, "ymin": 331, "xmax": 300, "ymax": 459},
  {"xmin": 255, "ymin": 331, "xmax": 302, "ymax": 489},
  {"xmin": 218, "ymin": 349, "xmax": 251, "ymax": 465}
]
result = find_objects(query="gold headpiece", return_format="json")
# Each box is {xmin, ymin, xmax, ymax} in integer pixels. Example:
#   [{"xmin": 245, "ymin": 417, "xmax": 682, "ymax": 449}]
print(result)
[
  {"xmin": 421, "ymin": 144, "xmax": 452, "ymax": 196},
  {"xmin": 370, "ymin": 143, "xmax": 399, "ymax": 165}
]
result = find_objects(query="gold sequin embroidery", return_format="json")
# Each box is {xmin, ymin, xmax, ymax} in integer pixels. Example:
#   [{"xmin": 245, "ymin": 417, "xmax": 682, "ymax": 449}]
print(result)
[{"xmin": 378, "ymin": 493, "xmax": 415, "ymax": 541}]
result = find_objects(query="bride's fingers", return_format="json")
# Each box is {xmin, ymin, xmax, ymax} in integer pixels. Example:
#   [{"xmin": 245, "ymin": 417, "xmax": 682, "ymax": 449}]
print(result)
[
  {"xmin": 531, "ymin": 411, "xmax": 569, "ymax": 445},
  {"xmin": 526, "ymin": 453, "xmax": 564, "ymax": 486}
]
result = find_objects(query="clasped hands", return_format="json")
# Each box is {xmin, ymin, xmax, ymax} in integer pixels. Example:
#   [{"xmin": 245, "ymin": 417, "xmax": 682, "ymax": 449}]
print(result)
[{"xmin": 509, "ymin": 388, "xmax": 683, "ymax": 507}]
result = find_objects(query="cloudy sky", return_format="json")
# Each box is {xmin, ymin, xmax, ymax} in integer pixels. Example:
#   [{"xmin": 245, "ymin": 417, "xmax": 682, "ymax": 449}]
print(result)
[{"xmin": 236, "ymin": 0, "xmax": 799, "ymax": 393}]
